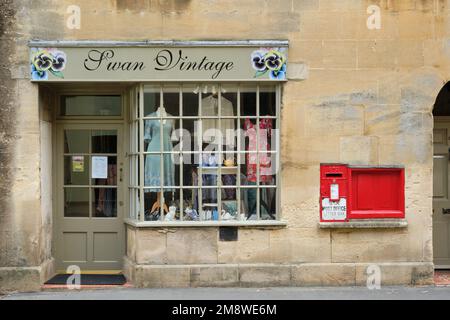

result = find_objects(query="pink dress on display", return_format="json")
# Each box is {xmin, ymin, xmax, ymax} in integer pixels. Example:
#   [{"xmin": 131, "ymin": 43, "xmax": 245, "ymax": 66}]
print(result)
[{"xmin": 244, "ymin": 118, "xmax": 273, "ymax": 183}]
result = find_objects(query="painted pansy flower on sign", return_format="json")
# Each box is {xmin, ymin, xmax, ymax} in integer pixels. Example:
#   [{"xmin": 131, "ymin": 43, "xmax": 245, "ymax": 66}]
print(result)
[
  {"xmin": 30, "ymin": 48, "xmax": 67, "ymax": 80},
  {"xmin": 251, "ymin": 47, "xmax": 287, "ymax": 80}
]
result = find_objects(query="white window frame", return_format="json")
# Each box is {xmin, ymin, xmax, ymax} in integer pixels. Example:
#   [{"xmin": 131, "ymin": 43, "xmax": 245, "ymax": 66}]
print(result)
[{"xmin": 125, "ymin": 83, "xmax": 286, "ymax": 227}]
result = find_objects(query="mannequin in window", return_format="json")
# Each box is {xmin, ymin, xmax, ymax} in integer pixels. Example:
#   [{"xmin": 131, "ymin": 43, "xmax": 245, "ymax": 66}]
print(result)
[
  {"xmin": 244, "ymin": 117, "xmax": 275, "ymax": 219},
  {"xmin": 144, "ymin": 105, "xmax": 176, "ymax": 216},
  {"xmin": 200, "ymin": 89, "xmax": 235, "ymax": 146}
]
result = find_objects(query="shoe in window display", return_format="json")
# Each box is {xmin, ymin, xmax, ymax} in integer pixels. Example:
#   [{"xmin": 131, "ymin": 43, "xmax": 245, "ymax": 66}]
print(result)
[
  {"xmin": 144, "ymin": 209, "xmax": 161, "ymax": 221},
  {"xmin": 184, "ymin": 207, "xmax": 199, "ymax": 221},
  {"xmin": 221, "ymin": 210, "xmax": 234, "ymax": 220},
  {"xmin": 165, "ymin": 206, "xmax": 177, "ymax": 221}
]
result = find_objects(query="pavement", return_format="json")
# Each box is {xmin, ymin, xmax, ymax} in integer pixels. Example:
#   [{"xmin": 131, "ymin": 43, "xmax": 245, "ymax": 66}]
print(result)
[{"xmin": 2, "ymin": 285, "xmax": 450, "ymax": 300}]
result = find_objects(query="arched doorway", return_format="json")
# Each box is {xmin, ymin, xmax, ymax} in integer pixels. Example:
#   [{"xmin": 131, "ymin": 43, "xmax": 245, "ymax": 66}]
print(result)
[{"xmin": 433, "ymin": 82, "xmax": 450, "ymax": 268}]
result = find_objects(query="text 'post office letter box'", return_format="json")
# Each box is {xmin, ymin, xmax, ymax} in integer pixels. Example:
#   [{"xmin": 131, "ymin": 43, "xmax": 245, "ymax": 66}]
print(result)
[{"xmin": 320, "ymin": 164, "xmax": 349, "ymax": 222}]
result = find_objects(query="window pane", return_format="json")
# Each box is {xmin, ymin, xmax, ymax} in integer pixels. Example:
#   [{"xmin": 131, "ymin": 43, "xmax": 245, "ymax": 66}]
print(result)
[
  {"xmin": 201, "ymin": 197, "xmax": 218, "ymax": 221},
  {"xmin": 240, "ymin": 154, "xmax": 258, "ymax": 184},
  {"xmin": 241, "ymin": 187, "xmax": 258, "ymax": 220},
  {"xmin": 64, "ymin": 156, "xmax": 89, "ymax": 185},
  {"xmin": 181, "ymin": 119, "xmax": 200, "ymax": 151},
  {"xmin": 222, "ymin": 198, "xmax": 238, "ymax": 220},
  {"xmin": 240, "ymin": 85, "xmax": 257, "ymax": 117},
  {"xmin": 162, "ymin": 85, "xmax": 180, "ymax": 116},
  {"xmin": 202, "ymin": 185, "xmax": 218, "ymax": 208},
  {"xmin": 64, "ymin": 130, "xmax": 90, "ymax": 154},
  {"xmin": 144, "ymin": 154, "xmax": 175, "ymax": 188},
  {"xmin": 182, "ymin": 85, "xmax": 199, "ymax": 116},
  {"xmin": 60, "ymin": 95, "xmax": 121, "ymax": 116},
  {"xmin": 201, "ymin": 86, "xmax": 219, "ymax": 117},
  {"xmin": 182, "ymin": 154, "xmax": 200, "ymax": 187},
  {"xmin": 222, "ymin": 171, "xmax": 237, "ymax": 189},
  {"xmin": 143, "ymin": 190, "xmax": 177, "ymax": 221},
  {"xmin": 259, "ymin": 153, "xmax": 277, "ymax": 186},
  {"xmin": 64, "ymin": 188, "xmax": 89, "ymax": 217},
  {"xmin": 91, "ymin": 130, "xmax": 117, "ymax": 154},
  {"xmin": 182, "ymin": 188, "xmax": 200, "ymax": 220},
  {"xmin": 93, "ymin": 188, "xmax": 117, "ymax": 218},
  {"xmin": 167, "ymin": 153, "xmax": 181, "ymax": 187},
  {"xmin": 144, "ymin": 119, "xmax": 176, "ymax": 152},
  {"xmin": 222, "ymin": 152, "xmax": 238, "ymax": 168},
  {"xmin": 221, "ymin": 118, "xmax": 238, "ymax": 150},
  {"xmin": 92, "ymin": 156, "xmax": 117, "ymax": 186},
  {"xmin": 260, "ymin": 188, "xmax": 276, "ymax": 220},
  {"xmin": 221, "ymin": 84, "xmax": 238, "ymax": 117},
  {"xmin": 144, "ymin": 85, "xmax": 161, "ymax": 116},
  {"xmin": 241, "ymin": 118, "xmax": 274, "ymax": 152},
  {"xmin": 259, "ymin": 86, "xmax": 276, "ymax": 117},
  {"xmin": 163, "ymin": 187, "xmax": 181, "ymax": 221}
]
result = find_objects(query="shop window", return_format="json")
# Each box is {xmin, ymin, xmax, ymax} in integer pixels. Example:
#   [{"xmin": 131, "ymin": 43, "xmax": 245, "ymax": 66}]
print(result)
[{"xmin": 128, "ymin": 84, "xmax": 280, "ymax": 223}]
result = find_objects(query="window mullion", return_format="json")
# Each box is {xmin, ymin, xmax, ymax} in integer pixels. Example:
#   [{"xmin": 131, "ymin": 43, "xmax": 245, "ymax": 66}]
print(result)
[
  {"xmin": 139, "ymin": 85, "xmax": 145, "ymax": 222},
  {"xmin": 256, "ymin": 85, "xmax": 260, "ymax": 221},
  {"xmin": 179, "ymin": 85, "xmax": 183, "ymax": 221},
  {"xmin": 276, "ymin": 84, "xmax": 281, "ymax": 221},
  {"xmin": 198, "ymin": 87, "xmax": 203, "ymax": 221},
  {"xmin": 159, "ymin": 85, "xmax": 164, "ymax": 220},
  {"xmin": 218, "ymin": 84, "xmax": 222, "ymax": 221},
  {"xmin": 237, "ymin": 85, "xmax": 241, "ymax": 220}
]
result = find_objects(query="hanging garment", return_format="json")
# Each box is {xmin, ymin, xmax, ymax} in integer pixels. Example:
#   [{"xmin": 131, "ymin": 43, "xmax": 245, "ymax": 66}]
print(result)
[
  {"xmin": 144, "ymin": 113, "xmax": 175, "ymax": 192},
  {"xmin": 200, "ymin": 95, "xmax": 235, "ymax": 146},
  {"xmin": 244, "ymin": 118, "xmax": 273, "ymax": 183}
]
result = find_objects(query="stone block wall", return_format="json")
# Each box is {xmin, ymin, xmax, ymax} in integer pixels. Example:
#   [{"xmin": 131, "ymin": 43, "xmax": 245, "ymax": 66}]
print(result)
[{"xmin": 2, "ymin": 0, "xmax": 450, "ymax": 290}]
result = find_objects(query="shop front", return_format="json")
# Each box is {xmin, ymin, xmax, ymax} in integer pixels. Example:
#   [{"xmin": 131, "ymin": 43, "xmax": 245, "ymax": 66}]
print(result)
[
  {"xmin": 31, "ymin": 41, "xmax": 291, "ymax": 283},
  {"xmin": 2, "ymin": 1, "xmax": 447, "ymax": 291}
]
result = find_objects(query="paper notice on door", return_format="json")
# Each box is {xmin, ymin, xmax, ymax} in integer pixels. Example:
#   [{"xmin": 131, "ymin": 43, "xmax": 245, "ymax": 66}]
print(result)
[
  {"xmin": 72, "ymin": 156, "xmax": 84, "ymax": 172},
  {"xmin": 92, "ymin": 156, "xmax": 108, "ymax": 179}
]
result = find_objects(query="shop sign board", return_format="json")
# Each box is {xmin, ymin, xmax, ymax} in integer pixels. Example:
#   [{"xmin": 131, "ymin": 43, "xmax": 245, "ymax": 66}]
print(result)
[{"xmin": 29, "ymin": 45, "xmax": 288, "ymax": 82}]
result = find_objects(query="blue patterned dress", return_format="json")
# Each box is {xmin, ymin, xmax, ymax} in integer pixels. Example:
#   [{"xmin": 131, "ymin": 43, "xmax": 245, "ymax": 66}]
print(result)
[{"xmin": 144, "ymin": 114, "xmax": 175, "ymax": 192}]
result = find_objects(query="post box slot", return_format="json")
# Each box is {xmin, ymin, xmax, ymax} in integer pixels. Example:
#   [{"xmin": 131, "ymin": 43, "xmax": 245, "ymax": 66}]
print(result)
[{"xmin": 325, "ymin": 173, "xmax": 343, "ymax": 177}]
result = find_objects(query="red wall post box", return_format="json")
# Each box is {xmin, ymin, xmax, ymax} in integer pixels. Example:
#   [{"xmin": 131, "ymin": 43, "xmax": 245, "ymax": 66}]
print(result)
[
  {"xmin": 320, "ymin": 164, "xmax": 349, "ymax": 222},
  {"xmin": 320, "ymin": 164, "xmax": 405, "ymax": 222},
  {"xmin": 347, "ymin": 167, "xmax": 405, "ymax": 219}
]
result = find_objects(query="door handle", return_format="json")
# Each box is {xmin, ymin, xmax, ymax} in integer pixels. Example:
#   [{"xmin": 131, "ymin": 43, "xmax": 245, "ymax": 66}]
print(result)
[{"xmin": 443, "ymin": 208, "xmax": 450, "ymax": 214}]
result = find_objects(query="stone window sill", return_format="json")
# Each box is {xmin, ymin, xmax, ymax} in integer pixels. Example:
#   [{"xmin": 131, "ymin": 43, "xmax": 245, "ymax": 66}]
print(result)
[
  {"xmin": 124, "ymin": 218, "xmax": 288, "ymax": 228},
  {"xmin": 318, "ymin": 219, "xmax": 408, "ymax": 229}
]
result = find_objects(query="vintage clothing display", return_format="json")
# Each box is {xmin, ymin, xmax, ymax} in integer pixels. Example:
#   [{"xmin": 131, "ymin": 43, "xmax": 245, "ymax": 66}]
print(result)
[
  {"xmin": 144, "ymin": 110, "xmax": 176, "ymax": 192},
  {"xmin": 244, "ymin": 118, "xmax": 273, "ymax": 183},
  {"xmin": 200, "ymin": 95, "xmax": 235, "ymax": 146}
]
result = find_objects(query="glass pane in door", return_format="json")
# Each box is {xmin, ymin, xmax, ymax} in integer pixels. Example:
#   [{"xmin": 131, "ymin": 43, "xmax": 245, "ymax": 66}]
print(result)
[
  {"xmin": 93, "ymin": 188, "xmax": 117, "ymax": 218},
  {"xmin": 92, "ymin": 130, "xmax": 117, "ymax": 153},
  {"xmin": 64, "ymin": 156, "xmax": 89, "ymax": 185},
  {"xmin": 64, "ymin": 188, "xmax": 89, "ymax": 217},
  {"xmin": 64, "ymin": 130, "xmax": 90, "ymax": 153},
  {"xmin": 92, "ymin": 156, "xmax": 117, "ymax": 186}
]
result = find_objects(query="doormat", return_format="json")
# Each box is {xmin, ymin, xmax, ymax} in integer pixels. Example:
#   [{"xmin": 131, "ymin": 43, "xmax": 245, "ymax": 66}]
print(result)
[
  {"xmin": 45, "ymin": 274, "xmax": 126, "ymax": 285},
  {"xmin": 435, "ymin": 270, "xmax": 450, "ymax": 286}
]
